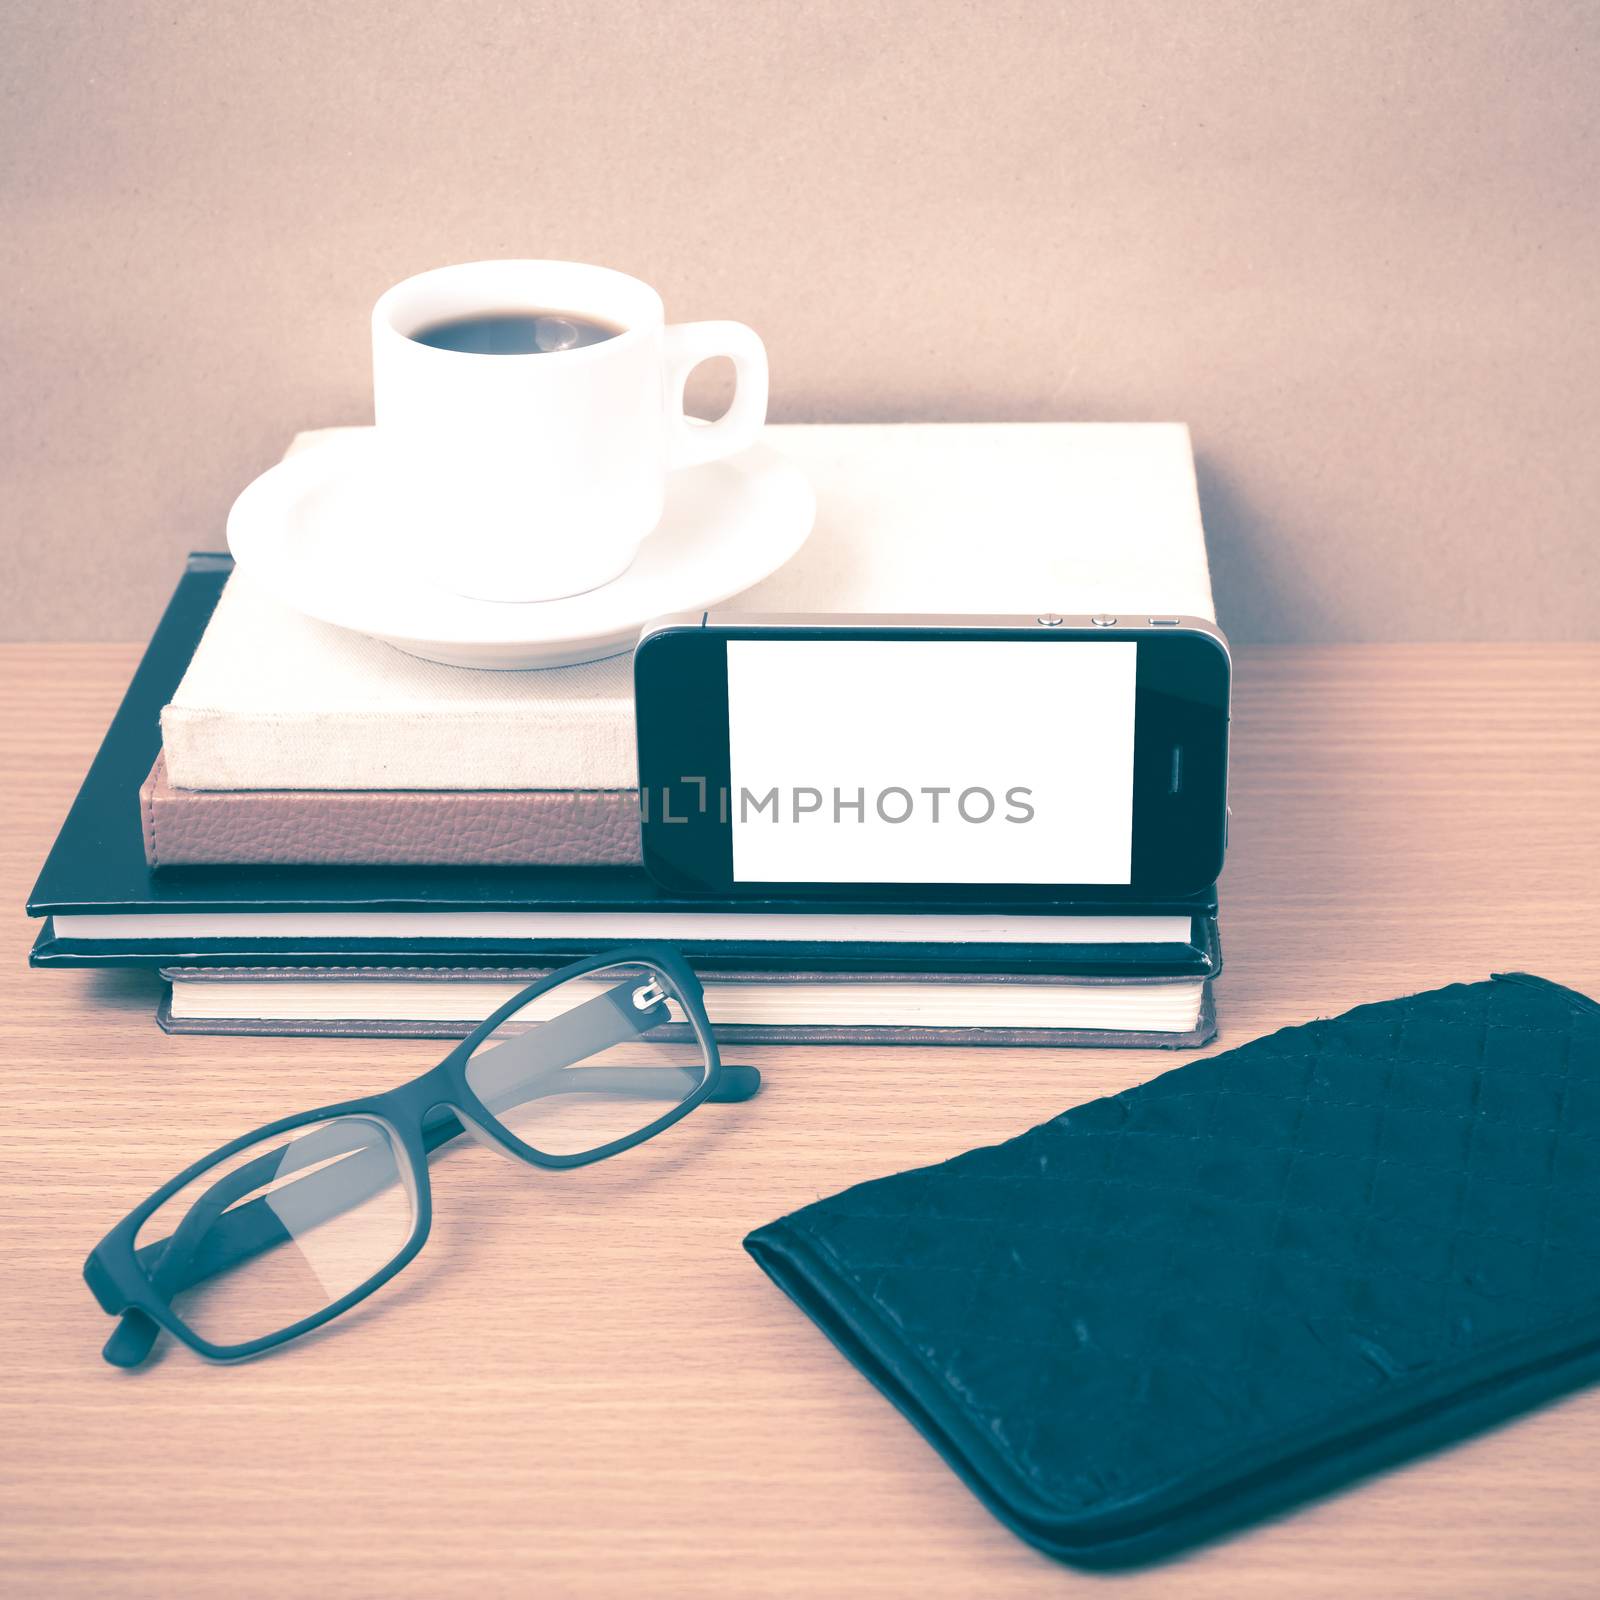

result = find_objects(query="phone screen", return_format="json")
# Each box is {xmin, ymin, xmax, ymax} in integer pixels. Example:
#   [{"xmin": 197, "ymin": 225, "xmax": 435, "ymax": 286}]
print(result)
[{"xmin": 725, "ymin": 639, "xmax": 1138, "ymax": 885}]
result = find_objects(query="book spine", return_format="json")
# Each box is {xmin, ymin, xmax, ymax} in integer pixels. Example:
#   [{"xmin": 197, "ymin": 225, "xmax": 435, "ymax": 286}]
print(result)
[
  {"xmin": 141, "ymin": 758, "xmax": 641, "ymax": 867},
  {"xmin": 156, "ymin": 983, "xmax": 1218, "ymax": 1050}
]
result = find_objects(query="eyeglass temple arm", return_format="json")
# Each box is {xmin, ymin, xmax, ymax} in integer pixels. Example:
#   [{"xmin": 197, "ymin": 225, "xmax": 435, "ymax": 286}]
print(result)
[{"xmin": 102, "ymin": 984, "xmax": 756, "ymax": 1366}]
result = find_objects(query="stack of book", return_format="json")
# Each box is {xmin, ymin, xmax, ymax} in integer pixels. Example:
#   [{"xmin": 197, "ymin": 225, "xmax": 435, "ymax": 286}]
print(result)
[{"xmin": 28, "ymin": 423, "xmax": 1224, "ymax": 1046}]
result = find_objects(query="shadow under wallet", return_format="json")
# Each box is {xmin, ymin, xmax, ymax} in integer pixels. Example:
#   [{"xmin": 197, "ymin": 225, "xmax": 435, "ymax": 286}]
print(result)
[{"xmin": 746, "ymin": 973, "xmax": 1600, "ymax": 1566}]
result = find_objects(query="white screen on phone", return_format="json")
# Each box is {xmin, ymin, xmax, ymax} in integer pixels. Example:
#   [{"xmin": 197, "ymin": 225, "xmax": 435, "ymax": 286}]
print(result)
[{"xmin": 725, "ymin": 639, "xmax": 1137, "ymax": 884}]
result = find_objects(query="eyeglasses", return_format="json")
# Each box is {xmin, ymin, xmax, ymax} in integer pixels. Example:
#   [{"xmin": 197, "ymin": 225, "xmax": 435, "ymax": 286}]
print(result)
[{"xmin": 83, "ymin": 945, "xmax": 759, "ymax": 1367}]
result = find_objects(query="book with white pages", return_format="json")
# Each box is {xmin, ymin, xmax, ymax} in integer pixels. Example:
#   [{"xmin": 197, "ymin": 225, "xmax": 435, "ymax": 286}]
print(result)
[{"xmin": 157, "ymin": 964, "xmax": 1216, "ymax": 1047}]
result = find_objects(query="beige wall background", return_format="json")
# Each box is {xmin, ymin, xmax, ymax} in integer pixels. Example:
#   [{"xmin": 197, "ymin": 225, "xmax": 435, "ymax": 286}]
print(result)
[{"xmin": 2, "ymin": 0, "xmax": 1597, "ymax": 644}]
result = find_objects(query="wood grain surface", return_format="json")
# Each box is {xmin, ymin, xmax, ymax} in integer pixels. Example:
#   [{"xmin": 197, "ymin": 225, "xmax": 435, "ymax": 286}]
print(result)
[{"xmin": 2, "ymin": 643, "xmax": 1598, "ymax": 1599}]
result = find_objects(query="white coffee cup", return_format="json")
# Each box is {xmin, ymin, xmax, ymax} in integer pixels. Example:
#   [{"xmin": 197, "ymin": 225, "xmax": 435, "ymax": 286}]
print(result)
[{"xmin": 371, "ymin": 260, "xmax": 768, "ymax": 603}]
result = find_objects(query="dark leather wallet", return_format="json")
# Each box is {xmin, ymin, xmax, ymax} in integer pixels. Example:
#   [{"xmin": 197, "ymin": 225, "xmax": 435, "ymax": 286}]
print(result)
[{"xmin": 745, "ymin": 973, "xmax": 1600, "ymax": 1566}]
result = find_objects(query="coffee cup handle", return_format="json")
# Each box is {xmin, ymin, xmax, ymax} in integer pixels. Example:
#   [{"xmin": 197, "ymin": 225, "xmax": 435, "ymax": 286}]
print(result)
[{"xmin": 661, "ymin": 321, "xmax": 769, "ymax": 470}]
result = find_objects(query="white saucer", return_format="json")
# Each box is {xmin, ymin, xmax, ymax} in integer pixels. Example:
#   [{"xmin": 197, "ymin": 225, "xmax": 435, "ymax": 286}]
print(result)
[{"xmin": 226, "ymin": 428, "xmax": 816, "ymax": 668}]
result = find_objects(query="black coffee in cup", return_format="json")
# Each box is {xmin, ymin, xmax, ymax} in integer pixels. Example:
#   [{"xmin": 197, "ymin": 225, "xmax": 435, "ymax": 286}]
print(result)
[{"xmin": 409, "ymin": 310, "xmax": 623, "ymax": 355}]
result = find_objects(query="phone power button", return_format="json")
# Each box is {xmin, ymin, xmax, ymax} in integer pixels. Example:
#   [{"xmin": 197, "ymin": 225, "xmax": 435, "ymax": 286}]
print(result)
[{"xmin": 1037, "ymin": 613, "xmax": 1064, "ymax": 626}]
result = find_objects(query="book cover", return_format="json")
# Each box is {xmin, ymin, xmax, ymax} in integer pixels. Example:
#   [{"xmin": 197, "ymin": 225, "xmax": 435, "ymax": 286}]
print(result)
[{"xmin": 161, "ymin": 423, "xmax": 1217, "ymax": 791}]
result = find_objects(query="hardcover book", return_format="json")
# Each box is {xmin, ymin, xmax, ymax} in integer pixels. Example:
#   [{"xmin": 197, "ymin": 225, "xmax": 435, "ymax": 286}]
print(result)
[
  {"xmin": 157, "ymin": 964, "xmax": 1216, "ymax": 1047},
  {"xmin": 160, "ymin": 422, "xmax": 1216, "ymax": 793}
]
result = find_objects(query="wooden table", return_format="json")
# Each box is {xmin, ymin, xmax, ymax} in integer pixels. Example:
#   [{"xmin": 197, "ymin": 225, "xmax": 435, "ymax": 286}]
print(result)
[{"xmin": 3, "ymin": 644, "xmax": 1597, "ymax": 1599}]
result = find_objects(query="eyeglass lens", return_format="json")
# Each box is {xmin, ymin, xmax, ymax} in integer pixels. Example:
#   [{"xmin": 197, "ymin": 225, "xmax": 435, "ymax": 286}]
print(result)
[{"xmin": 463, "ymin": 962, "xmax": 710, "ymax": 1157}]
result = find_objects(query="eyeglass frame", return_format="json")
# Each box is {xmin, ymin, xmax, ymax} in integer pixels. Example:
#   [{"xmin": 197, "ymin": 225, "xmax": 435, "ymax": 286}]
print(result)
[{"xmin": 83, "ymin": 943, "xmax": 757, "ymax": 1367}]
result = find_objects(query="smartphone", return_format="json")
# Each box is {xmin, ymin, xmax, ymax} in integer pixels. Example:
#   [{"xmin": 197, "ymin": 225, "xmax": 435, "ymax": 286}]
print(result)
[{"xmin": 634, "ymin": 613, "xmax": 1230, "ymax": 901}]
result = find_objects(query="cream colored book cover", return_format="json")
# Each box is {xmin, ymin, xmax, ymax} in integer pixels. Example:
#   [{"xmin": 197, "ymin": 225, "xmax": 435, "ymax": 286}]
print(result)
[{"xmin": 162, "ymin": 422, "xmax": 1215, "ymax": 791}]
